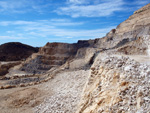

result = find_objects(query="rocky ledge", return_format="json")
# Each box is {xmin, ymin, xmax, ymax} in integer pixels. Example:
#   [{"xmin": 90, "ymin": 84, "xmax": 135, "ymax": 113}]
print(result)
[{"xmin": 20, "ymin": 41, "xmax": 92, "ymax": 74}]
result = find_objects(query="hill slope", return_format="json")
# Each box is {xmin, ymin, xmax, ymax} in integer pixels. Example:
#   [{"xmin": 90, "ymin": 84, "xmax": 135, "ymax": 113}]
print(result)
[{"xmin": 0, "ymin": 42, "xmax": 39, "ymax": 61}]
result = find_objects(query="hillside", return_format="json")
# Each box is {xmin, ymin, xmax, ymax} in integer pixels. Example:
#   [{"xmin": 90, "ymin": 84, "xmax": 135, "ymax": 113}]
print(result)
[{"xmin": 0, "ymin": 42, "xmax": 39, "ymax": 61}]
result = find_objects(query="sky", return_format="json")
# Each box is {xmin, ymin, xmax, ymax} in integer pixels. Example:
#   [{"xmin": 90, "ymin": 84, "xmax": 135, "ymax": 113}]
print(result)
[{"xmin": 0, "ymin": 0, "xmax": 149, "ymax": 47}]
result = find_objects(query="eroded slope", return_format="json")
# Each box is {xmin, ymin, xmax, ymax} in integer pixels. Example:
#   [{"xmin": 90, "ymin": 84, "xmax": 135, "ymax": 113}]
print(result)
[{"xmin": 76, "ymin": 54, "xmax": 150, "ymax": 113}]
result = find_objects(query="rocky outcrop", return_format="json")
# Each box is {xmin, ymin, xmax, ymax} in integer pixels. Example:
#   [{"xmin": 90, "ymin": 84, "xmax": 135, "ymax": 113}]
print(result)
[
  {"xmin": 116, "ymin": 4, "xmax": 150, "ymax": 37},
  {"xmin": 76, "ymin": 54, "xmax": 150, "ymax": 113},
  {"xmin": 134, "ymin": 4, "xmax": 150, "ymax": 14},
  {"xmin": 116, "ymin": 36, "xmax": 149, "ymax": 55},
  {"xmin": 94, "ymin": 3, "xmax": 150, "ymax": 50},
  {"xmin": 67, "ymin": 47, "xmax": 97, "ymax": 70},
  {"xmin": 20, "ymin": 41, "xmax": 91, "ymax": 74},
  {"xmin": 0, "ymin": 42, "xmax": 38, "ymax": 61},
  {"xmin": 0, "ymin": 62, "xmax": 21, "ymax": 76}
]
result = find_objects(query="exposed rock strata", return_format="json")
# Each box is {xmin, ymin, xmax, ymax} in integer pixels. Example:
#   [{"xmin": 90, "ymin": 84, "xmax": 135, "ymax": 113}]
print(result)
[
  {"xmin": 76, "ymin": 54, "xmax": 150, "ymax": 113},
  {"xmin": 116, "ymin": 35, "xmax": 150, "ymax": 55},
  {"xmin": 0, "ymin": 62, "xmax": 21, "ymax": 76},
  {"xmin": 20, "ymin": 41, "xmax": 92, "ymax": 74},
  {"xmin": 94, "ymin": 4, "xmax": 150, "ymax": 49}
]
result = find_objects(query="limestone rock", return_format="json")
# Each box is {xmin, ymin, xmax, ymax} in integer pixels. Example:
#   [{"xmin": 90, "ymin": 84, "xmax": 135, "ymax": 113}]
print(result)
[
  {"xmin": 94, "ymin": 3, "xmax": 150, "ymax": 50},
  {"xmin": 76, "ymin": 54, "xmax": 150, "ymax": 113},
  {"xmin": 20, "ymin": 41, "xmax": 91, "ymax": 74}
]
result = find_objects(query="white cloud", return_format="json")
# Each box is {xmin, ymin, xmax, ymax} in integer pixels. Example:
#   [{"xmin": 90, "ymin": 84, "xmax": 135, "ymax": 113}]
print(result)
[
  {"xmin": 23, "ymin": 23, "xmax": 115, "ymax": 39},
  {"xmin": 0, "ymin": 19, "xmax": 84, "ymax": 27},
  {"xmin": 122, "ymin": 0, "xmax": 150, "ymax": 12},
  {"xmin": 6, "ymin": 31, "xmax": 15, "ymax": 33},
  {"xmin": 0, "ymin": 19, "xmax": 116, "ymax": 41},
  {"xmin": 0, "ymin": 36, "xmax": 26, "ymax": 39},
  {"xmin": 0, "ymin": 21, "xmax": 36, "ymax": 26},
  {"xmin": 0, "ymin": 0, "xmax": 50, "ymax": 13},
  {"xmin": 66, "ymin": 37, "xmax": 73, "ymax": 39},
  {"xmin": 50, "ymin": 19, "xmax": 70, "ymax": 22},
  {"xmin": 67, "ymin": 0, "xmax": 87, "ymax": 5},
  {"xmin": 55, "ymin": 0, "xmax": 124, "ymax": 17},
  {"xmin": 0, "ymin": 0, "xmax": 28, "ymax": 13},
  {"xmin": 134, "ymin": 0, "xmax": 149, "ymax": 5},
  {"xmin": 47, "ymin": 19, "xmax": 84, "ymax": 26}
]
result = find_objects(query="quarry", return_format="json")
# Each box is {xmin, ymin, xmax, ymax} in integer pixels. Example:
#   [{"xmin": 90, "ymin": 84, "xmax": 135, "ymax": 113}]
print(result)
[{"xmin": 0, "ymin": 3, "xmax": 150, "ymax": 113}]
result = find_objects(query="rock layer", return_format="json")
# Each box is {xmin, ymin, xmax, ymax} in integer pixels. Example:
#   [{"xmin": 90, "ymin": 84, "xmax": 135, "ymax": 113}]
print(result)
[
  {"xmin": 76, "ymin": 54, "xmax": 150, "ymax": 113},
  {"xmin": 94, "ymin": 3, "xmax": 150, "ymax": 50},
  {"xmin": 20, "ymin": 41, "xmax": 91, "ymax": 74}
]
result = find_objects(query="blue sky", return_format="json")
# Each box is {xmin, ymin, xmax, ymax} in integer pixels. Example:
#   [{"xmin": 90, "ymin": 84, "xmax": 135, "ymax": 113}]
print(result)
[{"xmin": 0, "ymin": 0, "xmax": 149, "ymax": 47}]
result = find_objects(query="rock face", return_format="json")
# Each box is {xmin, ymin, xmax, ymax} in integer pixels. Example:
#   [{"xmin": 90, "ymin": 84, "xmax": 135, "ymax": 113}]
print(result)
[
  {"xmin": 20, "ymin": 41, "xmax": 91, "ymax": 74},
  {"xmin": 116, "ymin": 36, "xmax": 149, "ymax": 55},
  {"xmin": 134, "ymin": 3, "xmax": 150, "ymax": 14},
  {"xmin": 76, "ymin": 54, "xmax": 150, "ymax": 113},
  {"xmin": 116, "ymin": 4, "xmax": 150, "ymax": 36},
  {"xmin": 75, "ymin": 4, "xmax": 150, "ymax": 113},
  {"xmin": 94, "ymin": 3, "xmax": 150, "ymax": 50},
  {"xmin": 0, "ymin": 42, "xmax": 38, "ymax": 61},
  {"xmin": 0, "ymin": 62, "xmax": 21, "ymax": 76}
]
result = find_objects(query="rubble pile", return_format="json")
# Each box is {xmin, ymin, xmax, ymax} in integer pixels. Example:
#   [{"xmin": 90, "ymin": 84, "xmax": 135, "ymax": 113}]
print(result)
[{"xmin": 76, "ymin": 55, "xmax": 150, "ymax": 113}]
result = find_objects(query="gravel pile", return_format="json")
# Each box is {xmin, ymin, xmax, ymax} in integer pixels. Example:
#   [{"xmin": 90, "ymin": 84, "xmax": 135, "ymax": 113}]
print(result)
[
  {"xmin": 35, "ymin": 70, "xmax": 89, "ymax": 113},
  {"xmin": 102, "ymin": 56, "xmax": 150, "ymax": 112},
  {"xmin": 77, "ymin": 55, "xmax": 150, "ymax": 113}
]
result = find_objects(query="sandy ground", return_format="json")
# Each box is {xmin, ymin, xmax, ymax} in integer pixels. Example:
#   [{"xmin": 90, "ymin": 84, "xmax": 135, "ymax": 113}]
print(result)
[{"xmin": 0, "ymin": 85, "xmax": 44, "ymax": 113}]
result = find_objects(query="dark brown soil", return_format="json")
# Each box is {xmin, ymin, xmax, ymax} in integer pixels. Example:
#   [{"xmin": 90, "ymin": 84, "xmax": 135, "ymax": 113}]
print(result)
[{"xmin": 0, "ymin": 42, "xmax": 39, "ymax": 61}]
